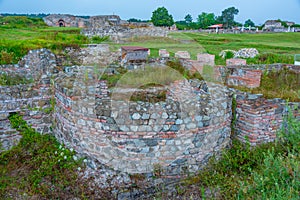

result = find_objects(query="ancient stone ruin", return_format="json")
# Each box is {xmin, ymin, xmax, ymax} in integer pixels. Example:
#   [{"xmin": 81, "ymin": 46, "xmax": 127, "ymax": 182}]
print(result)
[
  {"xmin": 0, "ymin": 47, "xmax": 299, "ymax": 189},
  {"xmin": 43, "ymin": 14, "xmax": 121, "ymax": 28},
  {"xmin": 43, "ymin": 14, "xmax": 169, "ymax": 42}
]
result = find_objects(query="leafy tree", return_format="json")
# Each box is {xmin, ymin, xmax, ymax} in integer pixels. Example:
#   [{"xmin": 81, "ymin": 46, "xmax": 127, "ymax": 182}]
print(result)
[
  {"xmin": 184, "ymin": 14, "xmax": 193, "ymax": 24},
  {"xmin": 244, "ymin": 19, "xmax": 255, "ymax": 27},
  {"xmin": 151, "ymin": 7, "xmax": 174, "ymax": 27},
  {"xmin": 221, "ymin": 7, "xmax": 239, "ymax": 28},
  {"xmin": 197, "ymin": 12, "xmax": 216, "ymax": 29}
]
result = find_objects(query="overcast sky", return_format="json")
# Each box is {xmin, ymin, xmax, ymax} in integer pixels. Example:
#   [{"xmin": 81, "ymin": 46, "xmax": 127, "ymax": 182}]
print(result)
[{"xmin": 0, "ymin": 0, "xmax": 299, "ymax": 25}]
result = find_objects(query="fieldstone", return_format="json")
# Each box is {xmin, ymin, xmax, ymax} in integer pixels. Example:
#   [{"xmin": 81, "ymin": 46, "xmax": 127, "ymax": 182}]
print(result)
[
  {"xmin": 203, "ymin": 116, "xmax": 210, "ymax": 121},
  {"xmin": 175, "ymin": 119, "xmax": 183, "ymax": 125},
  {"xmin": 150, "ymin": 113, "xmax": 160, "ymax": 119},
  {"xmin": 141, "ymin": 113, "xmax": 150, "ymax": 120},
  {"xmin": 119, "ymin": 125, "xmax": 129, "ymax": 132},
  {"xmin": 197, "ymin": 121, "xmax": 203, "ymax": 128},
  {"xmin": 161, "ymin": 112, "xmax": 168, "ymax": 119},
  {"xmin": 195, "ymin": 115, "xmax": 202, "ymax": 122},
  {"xmin": 163, "ymin": 125, "xmax": 170, "ymax": 131},
  {"xmin": 132, "ymin": 113, "xmax": 141, "ymax": 120},
  {"xmin": 187, "ymin": 123, "xmax": 196, "ymax": 129},
  {"xmin": 130, "ymin": 125, "xmax": 138, "ymax": 132},
  {"xmin": 170, "ymin": 125, "xmax": 179, "ymax": 131}
]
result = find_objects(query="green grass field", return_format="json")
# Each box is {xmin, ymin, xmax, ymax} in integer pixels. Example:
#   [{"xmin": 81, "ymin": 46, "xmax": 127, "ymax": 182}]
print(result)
[
  {"xmin": 109, "ymin": 31, "xmax": 300, "ymax": 65},
  {"xmin": 175, "ymin": 32, "xmax": 300, "ymax": 65},
  {"xmin": 1, "ymin": 15, "xmax": 300, "ymax": 65},
  {"xmin": 0, "ymin": 16, "xmax": 93, "ymax": 64}
]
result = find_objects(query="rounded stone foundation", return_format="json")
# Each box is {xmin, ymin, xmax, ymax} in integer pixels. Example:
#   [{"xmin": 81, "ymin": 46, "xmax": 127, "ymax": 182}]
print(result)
[{"xmin": 54, "ymin": 66, "xmax": 232, "ymax": 174}]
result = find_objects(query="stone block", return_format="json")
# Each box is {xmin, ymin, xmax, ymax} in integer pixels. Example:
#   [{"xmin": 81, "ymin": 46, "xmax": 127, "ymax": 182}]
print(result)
[
  {"xmin": 226, "ymin": 58, "xmax": 247, "ymax": 66},
  {"xmin": 175, "ymin": 51, "xmax": 190, "ymax": 59},
  {"xmin": 197, "ymin": 53, "xmax": 215, "ymax": 66},
  {"xmin": 159, "ymin": 49, "xmax": 170, "ymax": 58}
]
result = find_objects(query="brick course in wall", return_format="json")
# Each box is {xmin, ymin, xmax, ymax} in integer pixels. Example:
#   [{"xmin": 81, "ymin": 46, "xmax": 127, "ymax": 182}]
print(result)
[{"xmin": 234, "ymin": 92, "xmax": 299, "ymax": 145}]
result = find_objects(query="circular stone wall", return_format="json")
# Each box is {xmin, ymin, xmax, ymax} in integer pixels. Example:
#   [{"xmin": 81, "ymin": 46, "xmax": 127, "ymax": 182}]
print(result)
[{"xmin": 54, "ymin": 66, "xmax": 232, "ymax": 174}]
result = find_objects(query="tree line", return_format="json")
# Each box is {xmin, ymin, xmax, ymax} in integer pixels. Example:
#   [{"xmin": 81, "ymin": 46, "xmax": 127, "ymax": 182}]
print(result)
[{"xmin": 149, "ymin": 6, "xmax": 253, "ymax": 30}]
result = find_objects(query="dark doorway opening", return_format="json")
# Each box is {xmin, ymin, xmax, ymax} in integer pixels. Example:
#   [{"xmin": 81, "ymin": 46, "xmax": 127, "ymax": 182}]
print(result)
[{"xmin": 58, "ymin": 19, "xmax": 65, "ymax": 27}]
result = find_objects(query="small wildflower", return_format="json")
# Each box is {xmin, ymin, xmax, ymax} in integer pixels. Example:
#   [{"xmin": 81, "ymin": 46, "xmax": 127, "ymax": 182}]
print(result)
[
  {"xmin": 60, "ymin": 152, "xmax": 64, "ymax": 156},
  {"xmin": 64, "ymin": 155, "xmax": 67, "ymax": 160},
  {"xmin": 59, "ymin": 145, "xmax": 62, "ymax": 149},
  {"xmin": 83, "ymin": 159, "xmax": 87, "ymax": 163},
  {"xmin": 73, "ymin": 155, "xmax": 78, "ymax": 161},
  {"xmin": 55, "ymin": 151, "xmax": 57, "ymax": 155},
  {"xmin": 70, "ymin": 148, "xmax": 74, "ymax": 152},
  {"xmin": 77, "ymin": 167, "xmax": 81, "ymax": 171},
  {"xmin": 58, "ymin": 159, "xmax": 60, "ymax": 162}
]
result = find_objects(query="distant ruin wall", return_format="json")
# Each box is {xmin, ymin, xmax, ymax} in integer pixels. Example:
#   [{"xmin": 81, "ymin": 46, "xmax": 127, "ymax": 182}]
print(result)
[
  {"xmin": 43, "ymin": 14, "xmax": 121, "ymax": 28},
  {"xmin": 82, "ymin": 27, "xmax": 168, "ymax": 42}
]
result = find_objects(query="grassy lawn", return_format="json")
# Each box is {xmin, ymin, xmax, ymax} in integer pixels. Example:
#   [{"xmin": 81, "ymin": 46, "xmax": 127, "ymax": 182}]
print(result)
[
  {"xmin": 169, "ymin": 32, "xmax": 300, "ymax": 65},
  {"xmin": 109, "ymin": 32, "xmax": 300, "ymax": 65},
  {"xmin": 0, "ymin": 26, "xmax": 89, "ymax": 64},
  {"xmin": 0, "ymin": 16, "xmax": 94, "ymax": 64},
  {"xmin": 109, "ymin": 35, "xmax": 205, "ymax": 60}
]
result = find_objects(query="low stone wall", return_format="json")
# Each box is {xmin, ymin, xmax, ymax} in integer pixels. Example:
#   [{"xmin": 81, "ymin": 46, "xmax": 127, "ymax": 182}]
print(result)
[
  {"xmin": 226, "ymin": 67, "xmax": 262, "ymax": 88},
  {"xmin": 82, "ymin": 26, "xmax": 168, "ymax": 42},
  {"xmin": 234, "ymin": 92, "xmax": 300, "ymax": 145},
  {"xmin": 216, "ymin": 64, "xmax": 299, "ymax": 88}
]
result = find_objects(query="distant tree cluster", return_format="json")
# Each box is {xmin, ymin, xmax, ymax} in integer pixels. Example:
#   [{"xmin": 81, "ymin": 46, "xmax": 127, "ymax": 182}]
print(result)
[{"xmin": 150, "ymin": 6, "xmax": 246, "ymax": 30}]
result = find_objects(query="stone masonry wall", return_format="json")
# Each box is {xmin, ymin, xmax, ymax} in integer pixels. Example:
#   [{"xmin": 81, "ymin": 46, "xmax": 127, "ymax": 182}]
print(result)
[
  {"xmin": 226, "ymin": 67, "xmax": 262, "ymax": 88},
  {"xmin": 82, "ymin": 26, "xmax": 168, "ymax": 42},
  {"xmin": 0, "ymin": 49, "xmax": 56, "ymax": 151},
  {"xmin": 53, "ymin": 66, "xmax": 233, "ymax": 174},
  {"xmin": 234, "ymin": 92, "xmax": 300, "ymax": 145}
]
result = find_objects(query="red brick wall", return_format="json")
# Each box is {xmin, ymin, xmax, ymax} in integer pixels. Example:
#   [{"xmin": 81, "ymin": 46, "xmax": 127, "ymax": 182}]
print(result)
[{"xmin": 227, "ymin": 68, "xmax": 262, "ymax": 88}]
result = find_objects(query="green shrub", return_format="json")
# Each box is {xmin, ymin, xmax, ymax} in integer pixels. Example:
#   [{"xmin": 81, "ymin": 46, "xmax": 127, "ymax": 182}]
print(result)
[
  {"xmin": 238, "ymin": 150, "xmax": 300, "ymax": 199},
  {"xmin": 224, "ymin": 51, "xmax": 234, "ymax": 59},
  {"xmin": 0, "ymin": 114, "xmax": 83, "ymax": 198}
]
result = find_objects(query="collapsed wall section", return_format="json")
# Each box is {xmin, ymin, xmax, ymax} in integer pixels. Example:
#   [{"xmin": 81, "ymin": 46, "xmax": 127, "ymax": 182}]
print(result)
[{"xmin": 0, "ymin": 49, "xmax": 57, "ymax": 151}]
